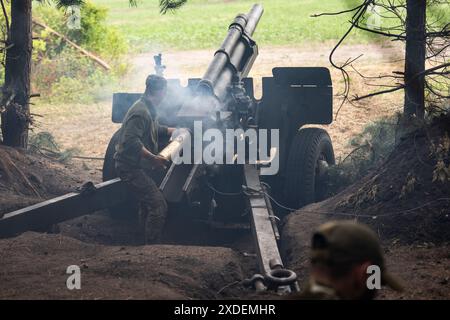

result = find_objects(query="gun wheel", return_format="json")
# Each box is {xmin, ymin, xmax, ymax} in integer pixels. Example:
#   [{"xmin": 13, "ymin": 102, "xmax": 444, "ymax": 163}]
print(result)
[{"xmin": 284, "ymin": 127, "xmax": 335, "ymax": 209}]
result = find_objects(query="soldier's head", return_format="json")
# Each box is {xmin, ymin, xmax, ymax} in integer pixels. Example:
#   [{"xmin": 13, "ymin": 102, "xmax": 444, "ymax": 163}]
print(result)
[
  {"xmin": 144, "ymin": 74, "xmax": 167, "ymax": 106},
  {"xmin": 309, "ymin": 221, "xmax": 403, "ymax": 300}
]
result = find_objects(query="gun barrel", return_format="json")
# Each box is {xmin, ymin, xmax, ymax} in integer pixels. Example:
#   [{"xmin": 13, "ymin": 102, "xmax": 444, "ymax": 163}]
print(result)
[
  {"xmin": 244, "ymin": 3, "xmax": 264, "ymax": 35},
  {"xmin": 198, "ymin": 4, "xmax": 264, "ymax": 101}
]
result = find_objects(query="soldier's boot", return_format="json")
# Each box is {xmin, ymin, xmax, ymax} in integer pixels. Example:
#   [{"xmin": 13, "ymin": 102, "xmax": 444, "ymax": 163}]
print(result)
[
  {"xmin": 137, "ymin": 204, "xmax": 148, "ymax": 244},
  {"xmin": 144, "ymin": 201, "xmax": 168, "ymax": 244}
]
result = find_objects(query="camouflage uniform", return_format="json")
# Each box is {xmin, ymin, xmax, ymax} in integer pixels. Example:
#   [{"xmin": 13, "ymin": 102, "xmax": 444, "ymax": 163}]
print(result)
[{"xmin": 114, "ymin": 96, "xmax": 169, "ymax": 244}]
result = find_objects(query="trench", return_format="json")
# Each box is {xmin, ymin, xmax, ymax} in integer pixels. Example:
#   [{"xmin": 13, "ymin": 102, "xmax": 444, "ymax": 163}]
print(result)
[{"xmin": 54, "ymin": 208, "xmax": 266, "ymax": 299}]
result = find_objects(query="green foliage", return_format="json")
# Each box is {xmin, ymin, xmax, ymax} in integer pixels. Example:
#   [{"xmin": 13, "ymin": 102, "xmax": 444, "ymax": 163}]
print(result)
[
  {"xmin": 47, "ymin": 66, "xmax": 119, "ymax": 104},
  {"xmin": 92, "ymin": 0, "xmax": 383, "ymax": 52},
  {"xmin": 29, "ymin": 131, "xmax": 80, "ymax": 163},
  {"xmin": 29, "ymin": 131, "xmax": 60, "ymax": 152},
  {"xmin": 0, "ymin": 2, "xmax": 9, "ymax": 87},
  {"xmin": 31, "ymin": 1, "xmax": 129, "ymax": 104},
  {"xmin": 68, "ymin": 1, "xmax": 127, "ymax": 60},
  {"xmin": 32, "ymin": 45, "xmax": 123, "ymax": 104},
  {"xmin": 34, "ymin": 1, "xmax": 127, "ymax": 59},
  {"xmin": 89, "ymin": 0, "xmax": 449, "ymax": 52}
]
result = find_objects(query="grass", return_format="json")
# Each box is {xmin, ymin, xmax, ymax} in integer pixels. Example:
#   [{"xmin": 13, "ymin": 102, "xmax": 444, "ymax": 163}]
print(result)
[{"xmin": 91, "ymin": 0, "xmax": 386, "ymax": 52}]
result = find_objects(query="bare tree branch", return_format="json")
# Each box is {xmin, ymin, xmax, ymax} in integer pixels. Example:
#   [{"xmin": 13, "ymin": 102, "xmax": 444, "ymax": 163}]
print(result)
[{"xmin": 354, "ymin": 62, "xmax": 450, "ymax": 101}]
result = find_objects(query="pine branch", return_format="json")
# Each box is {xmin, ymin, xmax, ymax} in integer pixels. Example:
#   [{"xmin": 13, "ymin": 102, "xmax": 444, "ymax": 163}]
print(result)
[
  {"xmin": 159, "ymin": 0, "xmax": 187, "ymax": 14},
  {"xmin": 56, "ymin": 0, "xmax": 84, "ymax": 9},
  {"xmin": 33, "ymin": 0, "xmax": 85, "ymax": 8}
]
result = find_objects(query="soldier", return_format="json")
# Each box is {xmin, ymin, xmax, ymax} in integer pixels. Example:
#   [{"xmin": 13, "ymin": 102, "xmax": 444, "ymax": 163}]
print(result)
[
  {"xmin": 114, "ymin": 74, "xmax": 176, "ymax": 244},
  {"xmin": 291, "ymin": 220, "xmax": 404, "ymax": 300}
]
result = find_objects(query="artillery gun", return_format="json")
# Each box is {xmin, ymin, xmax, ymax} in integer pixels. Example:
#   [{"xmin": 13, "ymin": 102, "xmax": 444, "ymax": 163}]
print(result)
[
  {"xmin": 0, "ymin": 4, "xmax": 334, "ymax": 294},
  {"xmin": 104, "ymin": 3, "xmax": 334, "ymax": 218}
]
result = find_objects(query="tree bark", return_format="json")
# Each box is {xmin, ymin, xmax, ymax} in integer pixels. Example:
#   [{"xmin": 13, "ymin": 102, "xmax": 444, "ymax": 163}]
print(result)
[
  {"xmin": 404, "ymin": 0, "xmax": 426, "ymax": 119},
  {"xmin": 1, "ymin": 0, "xmax": 32, "ymax": 147}
]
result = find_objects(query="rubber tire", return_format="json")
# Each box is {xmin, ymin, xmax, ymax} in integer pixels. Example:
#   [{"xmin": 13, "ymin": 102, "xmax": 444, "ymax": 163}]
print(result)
[
  {"xmin": 102, "ymin": 129, "xmax": 121, "ymax": 182},
  {"xmin": 284, "ymin": 128, "xmax": 335, "ymax": 209},
  {"xmin": 102, "ymin": 129, "xmax": 138, "ymax": 220}
]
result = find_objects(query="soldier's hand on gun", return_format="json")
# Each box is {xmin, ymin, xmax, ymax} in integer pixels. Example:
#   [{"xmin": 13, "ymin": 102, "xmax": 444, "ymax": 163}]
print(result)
[
  {"xmin": 141, "ymin": 147, "xmax": 170, "ymax": 171},
  {"xmin": 151, "ymin": 155, "xmax": 170, "ymax": 171}
]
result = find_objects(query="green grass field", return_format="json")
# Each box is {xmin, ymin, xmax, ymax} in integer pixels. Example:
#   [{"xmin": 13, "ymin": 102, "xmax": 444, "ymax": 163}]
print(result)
[{"xmin": 91, "ymin": 0, "xmax": 385, "ymax": 51}]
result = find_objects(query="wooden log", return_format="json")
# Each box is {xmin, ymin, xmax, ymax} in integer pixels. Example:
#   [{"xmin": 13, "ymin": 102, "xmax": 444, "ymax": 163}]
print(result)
[
  {"xmin": 32, "ymin": 19, "xmax": 111, "ymax": 71},
  {"xmin": 0, "ymin": 178, "xmax": 129, "ymax": 238}
]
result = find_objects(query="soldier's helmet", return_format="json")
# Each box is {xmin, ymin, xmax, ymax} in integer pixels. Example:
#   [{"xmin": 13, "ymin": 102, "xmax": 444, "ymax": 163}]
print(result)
[
  {"xmin": 311, "ymin": 220, "xmax": 404, "ymax": 292},
  {"xmin": 145, "ymin": 74, "xmax": 167, "ymax": 93}
]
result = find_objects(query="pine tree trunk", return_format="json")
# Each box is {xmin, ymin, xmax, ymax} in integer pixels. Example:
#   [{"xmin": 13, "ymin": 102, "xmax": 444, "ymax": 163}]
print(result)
[
  {"xmin": 1, "ymin": 0, "xmax": 32, "ymax": 147},
  {"xmin": 404, "ymin": 0, "xmax": 426, "ymax": 119}
]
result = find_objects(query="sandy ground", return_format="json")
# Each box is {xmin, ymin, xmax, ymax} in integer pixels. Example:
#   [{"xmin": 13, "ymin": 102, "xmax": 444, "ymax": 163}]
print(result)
[{"xmin": 32, "ymin": 42, "xmax": 404, "ymax": 179}]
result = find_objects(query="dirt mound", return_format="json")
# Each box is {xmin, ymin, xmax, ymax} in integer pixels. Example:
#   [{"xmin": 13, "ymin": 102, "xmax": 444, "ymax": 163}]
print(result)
[
  {"xmin": 281, "ymin": 116, "xmax": 450, "ymax": 299},
  {"xmin": 333, "ymin": 115, "xmax": 450, "ymax": 243},
  {"xmin": 0, "ymin": 145, "xmax": 93, "ymax": 216},
  {"xmin": 0, "ymin": 232, "xmax": 247, "ymax": 299}
]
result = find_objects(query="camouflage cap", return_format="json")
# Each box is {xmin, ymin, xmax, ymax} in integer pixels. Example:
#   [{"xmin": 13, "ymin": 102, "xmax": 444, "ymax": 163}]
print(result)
[
  {"xmin": 311, "ymin": 220, "xmax": 403, "ymax": 292},
  {"xmin": 145, "ymin": 74, "xmax": 167, "ymax": 92}
]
